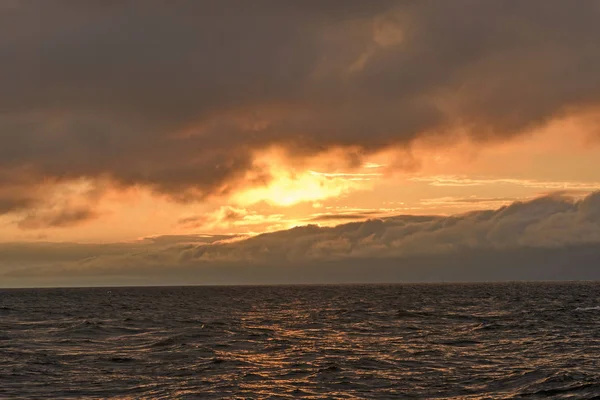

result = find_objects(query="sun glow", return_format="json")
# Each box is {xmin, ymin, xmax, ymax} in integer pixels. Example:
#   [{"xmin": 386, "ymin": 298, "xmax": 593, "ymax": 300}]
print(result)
[
  {"xmin": 235, "ymin": 169, "xmax": 362, "ymax": 206},
  {"xmin": 233, "ymin": 148, "xmax": 382, "ymax": 207}
]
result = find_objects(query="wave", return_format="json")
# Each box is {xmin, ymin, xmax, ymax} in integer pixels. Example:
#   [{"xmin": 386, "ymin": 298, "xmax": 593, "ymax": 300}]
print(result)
[
  {"xmin": 3, "ymin": 283, "xmax": 600, "ymax": 399},
  {"xmin": 574, "ymin": 306, "xmax": 600, "ymax": 311}
]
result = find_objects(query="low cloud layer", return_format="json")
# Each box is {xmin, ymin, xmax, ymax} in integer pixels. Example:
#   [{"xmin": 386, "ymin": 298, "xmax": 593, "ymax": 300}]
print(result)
[
  {"xmin": 182, "ymin": 192, "xmax": 600, "ymax": 262},
  {"xmin": 2, "ymin": 1, "xmax": 600, "ymax": 213},
  {"xmin": 2, "ymin": 192, "xmax": 600, "ymax": 287},
  {"xmin": 16, "ymin": 207, "xmax": 98, "ymax": 230}
]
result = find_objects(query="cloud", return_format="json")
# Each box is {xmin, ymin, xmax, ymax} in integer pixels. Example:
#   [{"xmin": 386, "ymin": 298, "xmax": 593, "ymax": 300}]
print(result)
[
  {"xmin": 1, "ymin": 1, "xmax": 600, "ymax": 207},
  {"xmin": 304, "ymin": 207, "xmax": 412, "ymax": 223},
  {"xmin": 0, "ymin": 171, "xmax": 42, "ymax": 215},
  {"xmin": 3, "ymin": 191, "xmax": 600, "ymax": 286},
  {"xmin": 411, "ymin": 176, "xmax": 600, "ymax": 190},
  {"xmin": 0, "ymin": 233, "xmax": 235, "ymax": 276},
  {"xmin": 167, "ymin": 192, "xmax": 600, "ymax": 265},
  {"xmin": 418, "ymin": 196, "xmax": 520, "ymax": 210},
  {"xmin": 136, "ymin": 234, "xmax": 239, "ymax": 246},
  {"xmin": 420, "ymin": 196, "xmax": 518, "ymax": 205},
  {"xmin": 308, "ymin": 212, "xmax": 381, "ymax": 222},
  {"xmin": 16, "ymin": 207, "xmax": 98, "ymax": 229},
  {"xmin": 0, "ymin": 178, "xmax": 106, "ymax": 229},
  {"xmin": 178, "ymin": 206, "xmax": 285, "ymax": 232},
  {"xmin": 0, "ymin": 196, "xmax": 36, "ymax": 215}
]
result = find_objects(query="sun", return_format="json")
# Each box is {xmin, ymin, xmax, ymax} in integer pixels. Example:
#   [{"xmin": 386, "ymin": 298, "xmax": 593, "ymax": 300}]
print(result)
[
  {"xmin": 232, "ymin": 147, "xmax": 382, "ymax": 207},
  {"xmin": 235, "ymin": 169, "xmax": 361, "ymax": 207}
]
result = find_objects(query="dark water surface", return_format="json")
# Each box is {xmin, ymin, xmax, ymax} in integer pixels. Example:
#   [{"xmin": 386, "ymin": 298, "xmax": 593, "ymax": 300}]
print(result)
[{"xmin": 1, "ymin": 283, "xmax": 600, "ymax": 399}]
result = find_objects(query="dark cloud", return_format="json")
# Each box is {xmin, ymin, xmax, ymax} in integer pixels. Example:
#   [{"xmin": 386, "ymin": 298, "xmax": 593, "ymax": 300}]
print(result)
[
  {"xmin": 157, "ymin": 191, "xmax": 600, "ymax": 262},
  {"xmin": 3, "ymin": 192, "xmax": 600, "ymax": 287},
  {"xmin": 16, "ymin": 207, "xmax": 98, "ymax": 229},
  {"xmin": 0, "ymin": 234, "xmax": 232, "ymax": 266},
  {"xmin": 141, "ymin": 234, "xmax": 239, "ymax": 246},
  {"xmin": 0, "ymin": 171, "xmax": 40, "ymax": 215},
  {"xmin": 1, "ymin": 1, "xmax": 600, "ymax": 204},
  {"xmin": 439, "ymin": 197, "xmax": 517, "ymax": 204},
  {"xmin": 5, "ymin": 244, "xmax": 600, "ymax": 287},
  {"xmin": 177, "ymin": 215, "xmax": 209, "ymax": 229},
  {"xmin": 308, "ymin": 212, "xmax": 383, "ymax": 222},
  {"xmin": 0, "ymin": 196, "xmax": 36, "ymax": 215},
  {"xmin": 176, "ymin": 208, "xmax": 241, "ymax": 229}
]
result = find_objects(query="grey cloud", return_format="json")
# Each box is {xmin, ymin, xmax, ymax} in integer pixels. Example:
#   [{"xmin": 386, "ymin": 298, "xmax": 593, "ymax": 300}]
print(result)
[
  {"xmin": 307, "ymin": 212, "xmax": 382, "ymax": 222},
  {"xmin": 411, "ymin": 176, "xmax": 600, "ymax": 190},
  {"xmin": 428, "ymin": 197, "xmax": 517, "ymax": 204},
  {"xmin": 0, "ymin": 196, "xmax": 36, "ymax": 215},
  {"xmin": 0, "ymin": 233, "xmax": 233, "ymax": 283},
  {"xmin": 16, "ymin": 207, "xmax": 99, "ymax": 229},
  {"xmin": 0, "ymin": 173, "xmax": 41, "ymax": 215},
  {"xmin": 141, "ymin": 234, "xmax": 240, "ymax": 246},
  {"xmin": 170, "ymin": 192, "xmax": 600, "ymax": 262},
  {"xmin": 1, "ymin": 1, "xmax": 600, "ymax": 203},
  {"xmin": 3, "ymin": 192, "xmax": 600, "ymax": 287},
  {"xmin": 178, "ymin": 216, "xmax": 205, "ymax": 225},
  {"xmin": 5, "ymin": 244, "xmax": 600, "ymax": 287}
]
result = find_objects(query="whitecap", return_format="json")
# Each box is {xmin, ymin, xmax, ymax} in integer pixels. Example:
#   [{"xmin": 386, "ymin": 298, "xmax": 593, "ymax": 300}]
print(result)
[{"xmin": 574, "ymin": 306, "xmax": 600, "ymax": 311}]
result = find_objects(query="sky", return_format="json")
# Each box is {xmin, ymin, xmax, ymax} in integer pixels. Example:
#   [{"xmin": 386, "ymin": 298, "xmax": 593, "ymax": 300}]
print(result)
[{"xmin": 2, "ymin": 1, "xmax": 600, "ymax": 287}]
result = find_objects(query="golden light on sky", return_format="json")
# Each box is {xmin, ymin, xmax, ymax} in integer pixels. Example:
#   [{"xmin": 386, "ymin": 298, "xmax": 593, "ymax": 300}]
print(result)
[
  {"xmin": 5, "ymin": 10, "xmax": 600, "ymax": 400},
  {"xmin": 232, "ymin": 147, "xmax": 378, "ymax": 207},
  {"xmin": 2, "ymin": 1, "xmax": 600, "ymax": 287},
  {"xmin": 2, "ymin": 113, "xmax": 599, "ymax": 245}
]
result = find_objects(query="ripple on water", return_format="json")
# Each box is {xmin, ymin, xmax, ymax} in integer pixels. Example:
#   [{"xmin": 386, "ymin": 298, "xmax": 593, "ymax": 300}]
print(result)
[{"xmin": 1, "ymin": 282, "xmax": 599, "ymax": 399}]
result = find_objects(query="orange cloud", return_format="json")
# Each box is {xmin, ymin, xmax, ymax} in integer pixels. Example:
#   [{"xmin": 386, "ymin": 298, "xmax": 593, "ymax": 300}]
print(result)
[{"xmin": 232, "ymin": 147, "xmax": 382, "ymax": 207}]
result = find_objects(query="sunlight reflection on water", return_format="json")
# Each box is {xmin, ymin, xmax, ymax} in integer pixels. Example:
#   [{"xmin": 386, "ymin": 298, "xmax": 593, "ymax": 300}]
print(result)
[{"xmin": 1, "ymin": 282, "xmax": 599, "ymax": 399}]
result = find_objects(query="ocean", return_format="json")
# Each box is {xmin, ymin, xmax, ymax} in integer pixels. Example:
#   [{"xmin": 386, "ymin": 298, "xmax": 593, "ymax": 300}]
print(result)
[{"xmin": 1, "ymin": 282, "xmax": 599, "ymax": 399}]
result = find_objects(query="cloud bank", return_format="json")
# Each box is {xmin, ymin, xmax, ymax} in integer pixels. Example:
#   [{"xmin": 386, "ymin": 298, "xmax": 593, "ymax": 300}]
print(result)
[
  {"xmin": 2, "ymin": 192, "xmax": 600, "ymax": 287},
  {"xmin": 180, "ymin": 192, "xmax": 600, "ymax": 262},
  {"xmin": 2, "ymin": 1, "xmax": 600, "ymax": 213}
]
